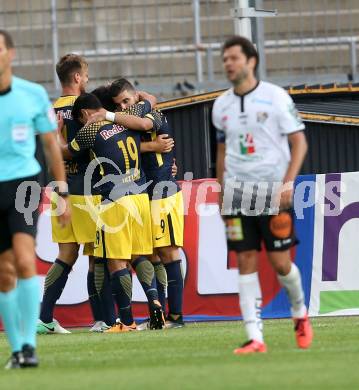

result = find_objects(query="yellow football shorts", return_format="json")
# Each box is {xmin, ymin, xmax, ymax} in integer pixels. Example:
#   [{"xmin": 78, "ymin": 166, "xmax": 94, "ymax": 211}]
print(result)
[
  {"xmin": 150, "ymin": 190, "xmax": 184, "ymax": 248},
  {"xmin": 51, "ymin": 193, "xmax": 101, "ymax": 244},
  {"xmin": 83, "ymin": 242, "xmax": 95, "ymax": 256},
  {"xmin": 94, "ymin": 193, "xmax": 153, "ymax": 260}
]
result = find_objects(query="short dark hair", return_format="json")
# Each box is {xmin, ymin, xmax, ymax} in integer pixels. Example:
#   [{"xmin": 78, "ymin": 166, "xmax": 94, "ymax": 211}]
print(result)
[
  {"xmin": 0, "ymin": 30, "xmax": 14, "ymax": 49},
  {"xmin": 222, "ymin": 35, "xmax": 259, "ymax": 72},
  {"xmin": 72, "ymin": 93, "xmax": 102, "ymax": 122},
  {"xmin": 109, "ymin": 78, "xmax": 135, "ymax": 98},
  {"xmin": 56, "ymin": 54, "xmax": 88, "ymax": 86},
  {"xmin": 91, "ymin": 85, "xmax": 116, "ymax": 111}
]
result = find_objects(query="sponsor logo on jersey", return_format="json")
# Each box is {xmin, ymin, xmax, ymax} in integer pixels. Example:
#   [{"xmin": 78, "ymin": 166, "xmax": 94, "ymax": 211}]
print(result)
[
  {"xmin": 61, "ymin": 109, "xmax": 73, "ymax": 120},
  {"xmin": 100, "ymin": 124, "xmax": 125, "ymax": 140},
  {"xmin": 251, "ymin": 97, "xmax": 273, "ymax": 106},
  {"xmin": 239, "ymin": 113, "xmax": 248, "ymax": 126},
  {"xmin": 269, "ymin": 212, "xmax": 292, "ymax": 239},
  {"xmin": 226, "ymin": 218, "xmax": 243, "ymax": 241}
]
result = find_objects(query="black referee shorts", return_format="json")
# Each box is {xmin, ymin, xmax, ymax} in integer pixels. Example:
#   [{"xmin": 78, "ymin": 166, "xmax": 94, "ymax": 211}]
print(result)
[
  {"xmin": 225, "ymin": 209, "xmax": 298, "ymax": 253},
  {"xmin": 0, "ymin": 175, "xmax": 40, "ymax": 254}
]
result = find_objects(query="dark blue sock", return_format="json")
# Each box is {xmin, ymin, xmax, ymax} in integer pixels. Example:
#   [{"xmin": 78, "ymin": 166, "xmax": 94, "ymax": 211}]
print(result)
[
  {"xmin": 87, "ymin": 271, "xmax": 102, "ymax": 322},
  {"xmin": 102, "ymin": 262, "xmax": 117, "ymax": 326},
  {"xmin": 132, "ymin": 257, "xmax": 159, "ymax": 309},
  {"xmin": 153, "ymin": 261, "xmax": 167, "ymax": 313},
  {"xmin": 94, "ymin": 258, "xmax": 116, "ymax": 326},
  {"xmin": 40, "ymin": 259, "xmax": 72, "ymax": 323},
  {"xmin": 165, "ymin": 260, "xmax": 183, "ymax": 315},
  {"xmin": 110, "ymin": 269, "xmax": 134, "ymax": 326}
]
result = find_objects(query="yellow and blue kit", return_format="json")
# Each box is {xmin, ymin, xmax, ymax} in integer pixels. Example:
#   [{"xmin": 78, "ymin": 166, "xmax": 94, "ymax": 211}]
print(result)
[
  {"xmin": 140, "ymin": 110, "xmax": 184, "ymax": 248},
  {"xmin": 68, "ymin": 119, "xmax": 153, "ymax": 260},
  {"xmin": 51, "ymin": 95, "xmax": 101, "ymax": 246}
]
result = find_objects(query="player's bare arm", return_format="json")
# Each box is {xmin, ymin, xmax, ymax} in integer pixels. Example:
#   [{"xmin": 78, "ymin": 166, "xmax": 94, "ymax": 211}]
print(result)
[
  {"xmin": 216, "ymin": 142, "xmax": 226, "ymax": 212},
  {"xmin": 85, "ymin": 107, "xmax": 153, "ymax": 131},
  {"xmin": 280, "ymin": 131, "xmax": 308, "ymax": 209},
  {"xmin": 284, "ymin": 131, "xmax": 308, "ymax": 183},
  {"xmin": 171, "ymin": 158, "xmax": 177, "ymax": 177},
  {"xmin": 59, "ymin": 142, "xmax": 73, "ymax": 160}
]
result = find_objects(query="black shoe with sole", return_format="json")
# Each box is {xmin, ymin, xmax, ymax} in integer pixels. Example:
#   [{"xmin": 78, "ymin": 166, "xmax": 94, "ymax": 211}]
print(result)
[
  {"xmin": 149, "ymin": 306, "xmax": 165, "ymax": 330},
  {"xmin": 166, "ymin": 314, "xmax": 185, "ymax": 329},
  {"xmin": 20, "ymin": 344, "xmax": 39, "ymax": 368}
]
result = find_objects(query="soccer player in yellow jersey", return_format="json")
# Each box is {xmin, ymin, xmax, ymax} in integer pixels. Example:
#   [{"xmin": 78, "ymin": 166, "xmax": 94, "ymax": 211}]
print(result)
[
  {"xmin": 88, "ymin": 86, "xmax": 176, "ymax": 331},
  {"xmin": 62, "ymin": 93, "xmax": 167, "ymax": 329},
  {"xmin": 37, "ymin": 55, "xmax": 116, "ymax": 334},
  {"xmin": 89, "ymin": 79, "xmax": 185, "ymax": 328}
]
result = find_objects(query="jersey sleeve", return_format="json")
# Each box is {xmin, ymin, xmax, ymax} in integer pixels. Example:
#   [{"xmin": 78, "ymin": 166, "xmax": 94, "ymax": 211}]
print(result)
[
  {"xmin": 216, "ymin": 129, "xmax": 226, "ymax": 143},
  {"xmin": 68, "ymin": 123, "xmax": 99, "ymax": 155},
  {"xmin": 275, "ymin": 89, "xmax": 305, "ymax": 135},
  {"xmin": 34, "ymin": 87, "xmax": 58, "ymax": 133},
  {"xmin": 121, "ymin": 100, "xmax": 152, "ymax": 118},
  {"xmin": 144, "ymin": 110, "xmax": 163, "ymax": 132},
  {"xmin": 212, "ymin": 98, "xmax": 226, "ymax": 143}
]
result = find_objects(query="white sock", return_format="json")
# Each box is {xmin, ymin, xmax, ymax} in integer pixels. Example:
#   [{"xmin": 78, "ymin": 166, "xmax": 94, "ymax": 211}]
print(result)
[
  {"xmin": 277, "ymin": 263, "xmax": 307, "ymax": 318},
  {"xmin": 238, "ymin": 272, "xmax": 263, "ymax": 343}
]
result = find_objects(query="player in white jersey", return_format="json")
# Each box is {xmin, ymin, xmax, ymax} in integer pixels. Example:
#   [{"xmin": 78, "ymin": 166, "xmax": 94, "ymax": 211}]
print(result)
[{"xmin": 213, "ymin": 36, "xmax": 313, "ymax": 354}]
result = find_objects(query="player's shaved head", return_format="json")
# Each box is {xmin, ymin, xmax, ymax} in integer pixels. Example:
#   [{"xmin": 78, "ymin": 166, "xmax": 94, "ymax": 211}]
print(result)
[
  {"xmin": 56, "ymin": 53, "xmax": 88, "ymax": 86},
  {"xmin": 109, "ymin": 78, "xmax": 135, "ymax": 97},
  {"xmin": 72, "ymin": 93, "xmax": 102, "ymax": 122},
  {"xmin": 0, "ymin": 30, "xmax": 14, "ymax": 49}
]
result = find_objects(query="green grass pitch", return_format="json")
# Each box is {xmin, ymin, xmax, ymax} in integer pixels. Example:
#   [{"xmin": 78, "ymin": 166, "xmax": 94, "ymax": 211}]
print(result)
[{"xmin": 0, "ymin": 317, "xmax": 358, "ymax": 389}]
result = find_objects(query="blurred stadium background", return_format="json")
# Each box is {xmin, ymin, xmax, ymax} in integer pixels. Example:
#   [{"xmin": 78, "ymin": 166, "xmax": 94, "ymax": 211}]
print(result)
[
  {"xmin": 1, "ymin": 0, "xmax": 358, "ymax": 100},
  {"xmin": 3, "ymin": 0, "xmax": 358, "ymax": 182}
]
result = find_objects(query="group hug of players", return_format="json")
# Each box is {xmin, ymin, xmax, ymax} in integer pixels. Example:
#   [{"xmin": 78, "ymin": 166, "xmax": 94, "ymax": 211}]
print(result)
[{"xmin": 37, "ymin": 53, "xmax": 185, "ymax": 334}]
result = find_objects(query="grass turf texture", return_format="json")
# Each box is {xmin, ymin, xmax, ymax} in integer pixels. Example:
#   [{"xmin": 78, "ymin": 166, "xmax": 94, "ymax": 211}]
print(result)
[{"xmin": 0, "ymin": 317, "xmax": 358, "ymax": 389}]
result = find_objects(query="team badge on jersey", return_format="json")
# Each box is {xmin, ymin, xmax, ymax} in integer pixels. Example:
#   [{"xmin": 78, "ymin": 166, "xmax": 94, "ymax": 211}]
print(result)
[
  {"xmin": 12, "ymin": 123, "xmax": 29, "ymax": 142},
  {"xmin": 257, "ymin": 111, "xmax": 268, "ymax": 124}
]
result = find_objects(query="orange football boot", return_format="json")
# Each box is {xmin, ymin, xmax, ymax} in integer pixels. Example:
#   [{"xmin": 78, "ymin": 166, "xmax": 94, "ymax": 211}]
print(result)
[
  {"xmin": 233, "ymin": 340, "xmax": 267, "ymax": 355},
  {"xmin": 294, "ymin": 314, "xmax": 313, "ymax": 349},
  {"xmin": 104, "ymin": 321, "xmax": 137, "ymax": 333}
]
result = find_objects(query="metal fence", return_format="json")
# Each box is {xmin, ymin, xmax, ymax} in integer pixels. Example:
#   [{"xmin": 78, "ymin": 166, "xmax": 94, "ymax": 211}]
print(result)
[
  {"xmin": 0, "ymin": 0, "xmax": 358, "ymax": 99},
  {"xmin": 260, "ymin": 0, "xmax": 359, "ymax": 85}
]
